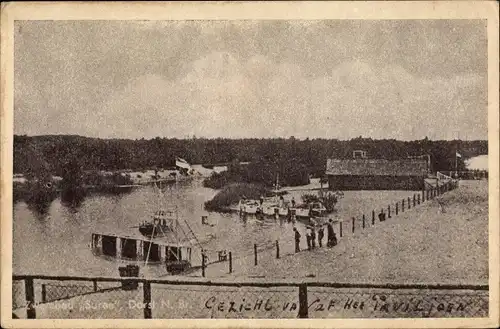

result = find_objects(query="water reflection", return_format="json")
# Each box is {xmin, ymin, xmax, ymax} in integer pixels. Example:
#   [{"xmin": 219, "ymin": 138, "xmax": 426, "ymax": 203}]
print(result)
[
  {"xmin": 60, "ymin": 188, "xmax": 86, "ymax": 213},
  {"xmin": 24, "ymin": 190, "xmax": 57, "ymax": 219}
]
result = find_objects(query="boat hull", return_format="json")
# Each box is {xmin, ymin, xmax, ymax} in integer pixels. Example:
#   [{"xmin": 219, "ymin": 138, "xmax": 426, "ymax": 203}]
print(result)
[
  {"xmin": 138, "ymin": 224, "xmax": 171, "ymax": 238},
  {"xmin": 294, "ymin": 208, "xmax": 311, "ymax": 218}
]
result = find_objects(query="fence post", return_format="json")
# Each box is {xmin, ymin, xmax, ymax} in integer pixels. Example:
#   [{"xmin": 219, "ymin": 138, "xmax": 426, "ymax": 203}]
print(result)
[
  {"xmin": 254, "ymin": 244, "xmax": 258, "ymax": 266},
  {"xmin": 229, "ymin": 251, "xmax": 233, "ymax": 273},
  {"xmin": 417, "ymin": 194, "xmax": 421, "ymax": 205},
  {"xmin": 372, "ymin": 210, "xmax": 375, "ymax": 225},
  {"xmin": 408, "ymin": 197, "xmax": 411, "ymax": 209},
  {"xmin": 201, "ymin": 250, "xmax": 206, "ymax": 277},
  {"xmin": 276, "ymin": 240, "xmax": 280, "ymax": 259},
  {"xmin": 298, "ymin": 283, "xmax": 308, "ymax": 318},
  {"xmin": 396, "ymin": 202, "xmax": 399, "ymax": 215},
  {"xmin": 362, "ymin": 214, "xmax": 365, "ymax": 229},
  {"xmin": 402, "ymin": 199, "xmax": 405, "ymax": 212},
  {"xmin": 25, "ymin": 277, "xmax": 36, "ymax": 319},
  {"xmin": 143, "ymin": 281, "xmax": 152, "ymax": 319},
  {"xmin": 413, "ymin": 194, "xmax": 416, "ymax": 207},
  {"xmin": 340, "ymin": 221, "xmax": 343, "ymax": 237},
  {"xmin": 388, "ymin": 205, "xmax": 391, "ymax": 218},
  {"xmin": 41, "ymin": 283, "xmax": 47, "ymax": 303},
  {"xmin": 352, "ymin": 217, "xmax": 355, "ymax": 233}
]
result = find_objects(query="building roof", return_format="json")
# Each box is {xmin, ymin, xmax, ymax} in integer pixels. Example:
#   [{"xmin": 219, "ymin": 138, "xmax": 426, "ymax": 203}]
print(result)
[{"xmin": 326, "ymin": 158, "xmax": 428, "ymax": 176}]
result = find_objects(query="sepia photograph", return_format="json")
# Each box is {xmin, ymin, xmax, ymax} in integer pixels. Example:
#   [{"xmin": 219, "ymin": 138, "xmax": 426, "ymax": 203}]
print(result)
[{"xmin": 1, "ymin": 1, "xmax": 499, "ymax": 328}]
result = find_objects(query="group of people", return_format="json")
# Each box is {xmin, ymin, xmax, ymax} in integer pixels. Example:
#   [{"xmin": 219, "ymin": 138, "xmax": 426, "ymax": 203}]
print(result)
[{"xmin": 293, "ymin": 218, "xmax": 338, "ymax": 253}]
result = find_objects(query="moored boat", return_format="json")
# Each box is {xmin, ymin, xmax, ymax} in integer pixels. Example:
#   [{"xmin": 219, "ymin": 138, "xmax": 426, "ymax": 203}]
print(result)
[
  {"xmin": 294, "ymin": 205, "xmax": 312, "ymax": 218},
  {"xmin": 239, "ymin": 200, "xmax": 261, "ymax": 214},
  {"xmin": 138, "ymin": 209, "xmax": 177, "ymax": 238},
  {"xmin": 310, "ymin": 202, "xmax": 327, "ymax": 217}
]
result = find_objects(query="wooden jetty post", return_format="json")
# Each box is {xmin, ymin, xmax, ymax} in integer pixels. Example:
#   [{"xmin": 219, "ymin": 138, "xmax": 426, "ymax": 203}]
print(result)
[
  {"xmin": 276, "ymin": 240, "xmax": 280, "ymax": 259},
  {"xmin": 298, "ymin": 284, "xmax": 308, "ymax": 318},
  {"xmin": 254, "ymin": 244, "xmax": 258, "ymax": 266},
  {"xmin": 372, "ymin": 210, "xmax": 375, "ymax": 225},
  {"xmin": 352, "ymin": 217, "xmax": 355, "ymax": 233},
  {"xmin": 417, "ymin": 194, "xmax": 421, "ymax": 205},
  {"xmin": 388, "ymin": 205, "xmax": 391, "ymax": 218},
  {"xmin": 25, "ymin": 277, "xmax": 36, "ymax": 319},
  {"xmin": 201, "ymin": 250, "xmax": 206, "ymax": 277},
  {"xmin": 396, "ymin": 202, "xmax": 399, "ymax": 215},
  {"xmin": 413, "ymin": 194, "xmax": 416, "ymax": 207},
  {"xmin": 228, "ymin": 251, "xmax": 233, "ymax": 273},
  {"xmin": 408, "ymin": 197, "xmax": 411, "ymax": 209},
  {"xmin": 41, "ymin": 284, "xmax": 47, "ymax": 303},
  {"xmin": 402, "ymin": 199, "xmax": 405, "ymax": 212},
  {"xmin": 362, "ymin": 214, "xmax": 365, "ymax": 229},
  {"xmin": 340, "ymin": 221, "xmax": 343, "ymax": 237}
]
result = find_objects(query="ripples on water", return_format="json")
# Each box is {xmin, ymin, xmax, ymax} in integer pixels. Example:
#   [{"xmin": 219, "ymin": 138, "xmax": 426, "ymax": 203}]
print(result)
[{"xmin": 13, "ymin": 180, "xmax": 418, "ymax": 277}]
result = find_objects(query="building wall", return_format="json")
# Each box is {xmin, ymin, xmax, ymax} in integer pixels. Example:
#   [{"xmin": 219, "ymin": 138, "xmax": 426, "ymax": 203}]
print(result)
[{"xmin": 328, "ymin": 175, "xmax": 424, "ymax": 191}]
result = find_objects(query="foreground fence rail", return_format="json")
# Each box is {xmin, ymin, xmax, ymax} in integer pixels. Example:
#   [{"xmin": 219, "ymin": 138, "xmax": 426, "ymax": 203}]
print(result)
[{"xmin": 12, "ymin": 274, "xmax": 488, "ymax": 319}]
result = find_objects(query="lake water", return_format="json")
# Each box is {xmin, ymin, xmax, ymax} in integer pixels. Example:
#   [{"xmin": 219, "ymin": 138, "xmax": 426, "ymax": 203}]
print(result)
[{"xmin": 13, "ymin": 179, "xmax": 418, "ymax": 278}]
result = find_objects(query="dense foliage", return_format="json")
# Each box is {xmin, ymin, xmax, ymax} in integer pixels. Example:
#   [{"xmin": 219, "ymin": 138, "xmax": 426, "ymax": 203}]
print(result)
[
  {"xmin": 301, "ymin": 192, "xmax": 338, "ymax": 212},
  {"xmin": 204, "ymin": 183, "xmax": 270, "ymax": 212},
  {"xmin": 14, "ymin": 135, "xmax": 487, "ymax": 185},
  {"xmin": 203, "ymin": 160, "xmax": 310, "ymax": 189}
]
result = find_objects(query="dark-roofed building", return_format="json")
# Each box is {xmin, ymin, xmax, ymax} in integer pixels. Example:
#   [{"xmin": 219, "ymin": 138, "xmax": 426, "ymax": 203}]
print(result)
[{"xmin": 326, "ymin": 152, "xmax": 429, "ymax": 190}]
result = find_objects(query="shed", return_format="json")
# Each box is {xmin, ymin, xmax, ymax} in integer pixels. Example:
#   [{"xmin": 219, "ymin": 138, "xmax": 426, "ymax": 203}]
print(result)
[{"xmin": 326, "ymin": 157, "xmax": 429, "ymax": 191}]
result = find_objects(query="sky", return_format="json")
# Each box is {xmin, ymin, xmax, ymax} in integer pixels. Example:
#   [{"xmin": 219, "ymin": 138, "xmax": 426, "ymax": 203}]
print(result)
[{"xmin": 14, "ymin": 20, "xmax": 488, "ymax": 140}]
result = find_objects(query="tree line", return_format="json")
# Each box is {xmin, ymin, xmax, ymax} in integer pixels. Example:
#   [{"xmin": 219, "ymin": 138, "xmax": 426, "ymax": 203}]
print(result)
[{"xmin": 14, "ymin": 134, "xmax": 487, "ymax": 186}]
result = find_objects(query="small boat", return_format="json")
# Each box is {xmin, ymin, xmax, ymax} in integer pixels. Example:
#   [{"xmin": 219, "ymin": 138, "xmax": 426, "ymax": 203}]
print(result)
[
  {"xmin": 138, "ymin": 209, "xmax": 177, "ymax": 238},
  {"xmin": 278, "ymin": 207, "xmax": 289, "ymax": 216},
  {"xmin": 240, "ymin": 200, "xmax": 261, "ymax": 214},
  {"xmin": 310, "ymin": 202, "xmax": 327, "ymax": 217},
  {"xmin": 263, "ymin": 203, "xmax": 279, "ymax": 216},
  {"xmin": 294, "ymin": 204, "xmax": 312, "ymax": 218}
]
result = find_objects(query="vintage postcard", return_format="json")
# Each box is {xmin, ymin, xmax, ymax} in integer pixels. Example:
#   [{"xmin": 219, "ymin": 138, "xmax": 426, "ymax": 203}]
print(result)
[{"xmin": 1, "ymin": 1, "xmax": 499, "ymax": 328}]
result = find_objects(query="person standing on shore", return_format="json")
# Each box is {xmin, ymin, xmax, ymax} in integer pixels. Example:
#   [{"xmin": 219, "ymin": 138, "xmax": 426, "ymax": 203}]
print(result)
[
  {"xmin": 293, "ymin": 227, "xmax": 301, "ymax": 253},
  {"xmin": 318, "ymin": 225, "xmax": 325, "ymax": 247},
  {"xmin": 327, "ymin": 219, "xmax": 335, "ymax": 247},
  {"xmin": 311, "ymin": 226, "xmax": 317, "ymax": 249}
]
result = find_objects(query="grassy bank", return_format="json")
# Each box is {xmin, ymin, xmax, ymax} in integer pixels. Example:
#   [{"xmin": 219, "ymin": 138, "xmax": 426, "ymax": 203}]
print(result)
[{"xmin": 204, "ymin": 183, "xmax": 270, "ymax": 212}]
